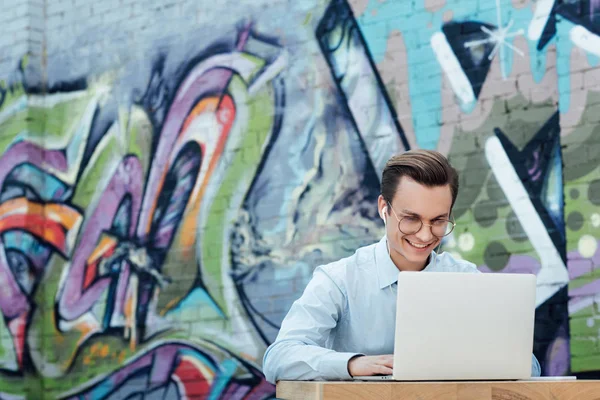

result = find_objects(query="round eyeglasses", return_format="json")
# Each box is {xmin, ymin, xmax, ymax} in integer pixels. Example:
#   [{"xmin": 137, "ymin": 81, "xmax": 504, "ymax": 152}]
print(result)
[{"xmin": 387, "ymin": 202, "xmax": 456, "ymax": 237}]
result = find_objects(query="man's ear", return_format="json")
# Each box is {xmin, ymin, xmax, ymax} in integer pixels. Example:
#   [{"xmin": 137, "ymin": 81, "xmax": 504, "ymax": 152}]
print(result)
[{"xmin": 377, "ymin": 194, "xmax": 388, "ymax": 221}]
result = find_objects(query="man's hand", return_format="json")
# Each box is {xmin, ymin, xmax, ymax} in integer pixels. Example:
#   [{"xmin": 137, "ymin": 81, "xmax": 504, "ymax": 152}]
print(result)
[{"xmin": 347, "ymin": 355, "xmax": 393, "ymax": 377}]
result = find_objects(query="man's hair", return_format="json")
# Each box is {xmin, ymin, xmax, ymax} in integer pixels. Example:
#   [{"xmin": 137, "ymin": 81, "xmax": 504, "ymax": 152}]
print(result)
[{"xmin": 381, "ymin": 149, "xmax": 459, "ymax": 208}]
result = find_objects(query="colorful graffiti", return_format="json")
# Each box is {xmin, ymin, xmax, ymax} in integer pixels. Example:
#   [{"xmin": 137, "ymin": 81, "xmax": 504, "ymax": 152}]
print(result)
[
  {"xmin": 350, "ymin": 0, "xmax": 600, "ymax": 377},
  {"xmin": 0, "ymin": 26, "xmax": 283, "ymax": 398},
  {"xmin": 1, "ymin": 0, "xmax": 600, "ymax": 397}
]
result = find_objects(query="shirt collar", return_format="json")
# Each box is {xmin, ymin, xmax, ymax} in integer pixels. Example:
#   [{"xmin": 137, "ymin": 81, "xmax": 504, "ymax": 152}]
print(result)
[{"xmin": 374, "ymin": 235, "xmax": 437, "ymax": 289}]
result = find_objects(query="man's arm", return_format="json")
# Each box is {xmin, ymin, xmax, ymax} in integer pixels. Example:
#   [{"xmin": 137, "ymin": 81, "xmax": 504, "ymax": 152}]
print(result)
[{"xmin": 262, "ymin": 266, "xmax": 360, "ymax": 383}]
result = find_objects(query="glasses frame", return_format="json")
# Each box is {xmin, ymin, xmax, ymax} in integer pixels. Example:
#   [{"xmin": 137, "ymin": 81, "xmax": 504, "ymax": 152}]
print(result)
[{"xmin": 386, "ymin": 201, "xmax": 456, "ymax": 237}]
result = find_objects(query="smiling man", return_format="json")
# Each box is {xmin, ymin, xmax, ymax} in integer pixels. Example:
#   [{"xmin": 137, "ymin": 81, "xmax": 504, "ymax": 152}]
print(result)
[{"xmin": 262, "ymin": 150, "xmax": 541, "ymax": 382}]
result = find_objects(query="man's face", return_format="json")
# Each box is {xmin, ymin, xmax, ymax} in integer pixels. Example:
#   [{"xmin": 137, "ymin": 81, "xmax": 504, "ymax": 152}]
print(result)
[{"xmin": 378, "ymin": 177, "xmax": 453, "ymax": 270}]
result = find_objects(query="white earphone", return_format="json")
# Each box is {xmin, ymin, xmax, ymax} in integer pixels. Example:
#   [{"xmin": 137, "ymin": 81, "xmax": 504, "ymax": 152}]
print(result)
[{"xmin": 381, "ymin": 206, "xmax": 387, "ymax": 226}]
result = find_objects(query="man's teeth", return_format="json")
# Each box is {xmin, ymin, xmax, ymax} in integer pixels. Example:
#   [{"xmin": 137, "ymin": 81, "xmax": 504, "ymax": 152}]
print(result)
[{"xmin": 407, "ymin": 240, "xmax": 429, "ymax": 248}]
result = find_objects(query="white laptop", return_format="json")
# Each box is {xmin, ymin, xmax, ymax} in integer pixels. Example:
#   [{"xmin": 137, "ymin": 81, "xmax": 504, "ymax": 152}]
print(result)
[{"xmin": 354, "ymin": 271, "xmax": 538, "ymax": 381}]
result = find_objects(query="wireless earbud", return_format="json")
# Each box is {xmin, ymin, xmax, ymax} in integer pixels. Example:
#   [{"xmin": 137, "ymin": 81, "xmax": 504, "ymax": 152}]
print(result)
[{"xmin": 381, "ymin": 206, "xmax": 387, "ymax": 225}]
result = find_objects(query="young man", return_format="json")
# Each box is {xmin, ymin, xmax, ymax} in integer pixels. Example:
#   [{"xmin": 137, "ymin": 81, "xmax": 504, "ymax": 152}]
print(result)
[{"xmin": 262, "ymin": 150, "xmax": 541, "ymax": 382}]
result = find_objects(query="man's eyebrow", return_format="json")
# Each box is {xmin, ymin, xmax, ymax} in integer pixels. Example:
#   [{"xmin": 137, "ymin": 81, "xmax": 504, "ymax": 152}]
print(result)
[
  {"xmin": 400, "ymin": 209, "xmax": 448, "ymax": 219},
  {"xmin": 400, "ymin": 209, "xmax": 421, "ymax": 217}
]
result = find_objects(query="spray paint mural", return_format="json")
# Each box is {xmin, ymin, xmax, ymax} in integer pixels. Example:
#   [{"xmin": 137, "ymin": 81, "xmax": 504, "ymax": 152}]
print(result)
[
  {"xmin": 0, "ymin": 27, "xmax": 285, "ymax": 399},
  {"xmin": 351, "ymin": 0, "xmax": 600, "ymax": 377},
  {"xmin": 1, "ymin": 0, "xmax": 600, "ymax": 397}
]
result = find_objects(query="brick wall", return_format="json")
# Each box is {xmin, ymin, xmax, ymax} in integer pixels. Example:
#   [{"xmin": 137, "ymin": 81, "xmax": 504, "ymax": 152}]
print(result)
[
  {"xmin": 1, "ymin": 0, "xmax": 600, "ymax": 397},
  {"xmin": 0, "ymin": 0, "xmax": 29, "ymax": 78}
]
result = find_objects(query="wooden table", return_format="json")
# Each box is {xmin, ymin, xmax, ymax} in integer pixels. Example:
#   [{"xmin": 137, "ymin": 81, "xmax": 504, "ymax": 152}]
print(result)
[{"xmin": 276, "ymin": 379, "xmax": 600, "ymax": 399}]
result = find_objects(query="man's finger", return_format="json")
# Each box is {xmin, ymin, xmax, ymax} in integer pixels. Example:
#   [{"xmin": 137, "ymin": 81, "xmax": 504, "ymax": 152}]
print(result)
[
  {"xmin": 379, "ymin": 355, "xmax": 394, "ymax": 367},
  {"xmin": 376, "ymin": 365, "xmax": 393, "ymax": 375}
]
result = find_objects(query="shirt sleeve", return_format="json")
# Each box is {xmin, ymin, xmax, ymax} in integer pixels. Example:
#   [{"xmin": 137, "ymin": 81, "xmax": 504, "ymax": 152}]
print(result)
[
  {"xmin": 262, "ymin": 265, "xmax": 361, "ymax": 383},
  {"xmin": 531, "ymin": 353, "xmax": 541, "ymax": 377}
]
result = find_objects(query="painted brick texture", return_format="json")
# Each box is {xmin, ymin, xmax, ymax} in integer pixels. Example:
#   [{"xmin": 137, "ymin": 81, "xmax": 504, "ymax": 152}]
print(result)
[{"xmin": 0, "ymin": 0, "xmax": 600, "ymax": 398}]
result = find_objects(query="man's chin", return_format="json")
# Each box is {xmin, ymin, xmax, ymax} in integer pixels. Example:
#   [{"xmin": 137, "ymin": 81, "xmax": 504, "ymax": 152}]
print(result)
[{"xmin": 393, "ymin": 248, "xmax": 431, "ymax": 270}]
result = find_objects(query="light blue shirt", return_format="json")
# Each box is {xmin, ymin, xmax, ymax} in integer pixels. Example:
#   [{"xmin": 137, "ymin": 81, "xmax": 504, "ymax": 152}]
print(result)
[{"xmin": 263, "ymin": 236, "xmax": 541, "ymax": 383}]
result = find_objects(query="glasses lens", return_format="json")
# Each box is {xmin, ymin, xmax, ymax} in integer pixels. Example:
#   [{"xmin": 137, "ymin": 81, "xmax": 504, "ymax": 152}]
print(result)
[
  {"xmin": 431, "ymin": 219, "xmax": 454, "ymax": 237},
  {"xmin": 399, "ymin": 217, "xmax": 422, "ymax": 234}
]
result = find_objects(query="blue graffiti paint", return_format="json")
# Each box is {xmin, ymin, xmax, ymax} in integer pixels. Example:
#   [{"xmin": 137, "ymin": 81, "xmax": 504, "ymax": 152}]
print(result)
[
  {"xmin": 556, "ymin": 17, "xmax": 575, "ymax": 113},
  {"xmin": 167, "ymin": 287, "xmax": 226, "ymax": 318},
  {"xmin": 208, "ymin": 359, "xmax": 238, "ymax": 400}
]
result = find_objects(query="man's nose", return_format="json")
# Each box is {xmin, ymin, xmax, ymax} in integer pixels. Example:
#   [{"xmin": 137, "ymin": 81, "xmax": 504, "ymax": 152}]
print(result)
[{"xmin": 414, "ymin": 224, "xmax": 434, "ymax": 242}]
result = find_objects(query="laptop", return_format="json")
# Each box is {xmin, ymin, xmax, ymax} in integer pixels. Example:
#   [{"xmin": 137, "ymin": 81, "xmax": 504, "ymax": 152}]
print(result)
[{"xmin": 354, "ymin": 271, "xmax": 537, "ymax": 381}]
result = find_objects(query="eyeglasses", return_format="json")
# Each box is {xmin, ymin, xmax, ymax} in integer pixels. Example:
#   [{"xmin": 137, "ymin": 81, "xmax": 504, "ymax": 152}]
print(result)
[{"xmin": 386, "ymin": 202, "xmax": 455, "ymax": 237}]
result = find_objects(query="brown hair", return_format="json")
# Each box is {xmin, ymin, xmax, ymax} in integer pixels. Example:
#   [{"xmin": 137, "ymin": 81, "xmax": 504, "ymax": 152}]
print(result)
[{"xmin": 381, "ymin": 149, "xmax": 459, "ymax": 207}]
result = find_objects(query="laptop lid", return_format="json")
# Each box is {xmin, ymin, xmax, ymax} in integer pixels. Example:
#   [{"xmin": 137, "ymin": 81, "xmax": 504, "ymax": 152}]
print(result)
[{"xmin": 392, "ymin": 271, "xmax": 536, "ymax": 381}]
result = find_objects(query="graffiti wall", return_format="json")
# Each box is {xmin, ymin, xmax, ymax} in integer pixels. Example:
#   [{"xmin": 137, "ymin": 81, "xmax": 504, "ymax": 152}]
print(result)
[{"xmin": 1, "ymin": 0, "xmax": 600, "ymax": 397}]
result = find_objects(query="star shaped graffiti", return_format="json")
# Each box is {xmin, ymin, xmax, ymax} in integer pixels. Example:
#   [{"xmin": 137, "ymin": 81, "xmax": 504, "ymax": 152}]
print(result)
[{"xmin": 464, "ymin": 0, "xmax": 525, "ymax": 79}]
